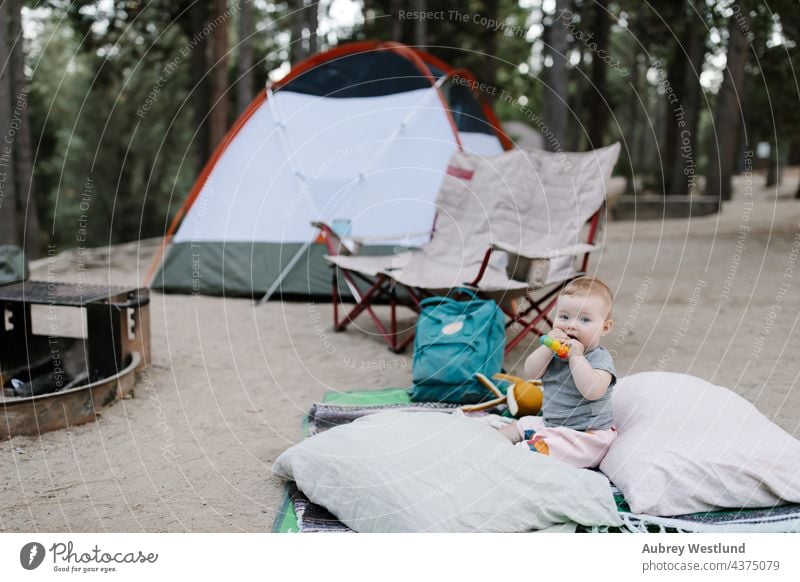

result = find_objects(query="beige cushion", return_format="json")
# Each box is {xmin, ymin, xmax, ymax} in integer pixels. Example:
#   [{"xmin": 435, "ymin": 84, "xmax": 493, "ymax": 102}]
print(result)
[
  {"xmin": 273, "ymin": 410, "xmax": 622, "ymax": 532},
  {"xmin": 601, "ymin": 372, "xmax": 800, "ymax": 516}
]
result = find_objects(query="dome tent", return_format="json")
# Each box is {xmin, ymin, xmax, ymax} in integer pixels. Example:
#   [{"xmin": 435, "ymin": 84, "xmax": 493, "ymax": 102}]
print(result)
[{"xmin": 149, "ymin": 41, "xmax": 511, "ymax": 298}]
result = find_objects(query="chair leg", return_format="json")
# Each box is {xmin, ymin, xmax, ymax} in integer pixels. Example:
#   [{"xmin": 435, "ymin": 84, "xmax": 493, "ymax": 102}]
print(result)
[
  {"xmin": 338, "ymin": 274, "xmax": 386, "ymax": 325},
  {"xmin": 332, "ymin": 269, "xmax": 341, "ymax": 330},
  {"xmin": 328, "ymin": 272, "xmax": 425, "ymax": 353},
  {"xmin": 390, "ymin": 286, "xmax": 398, "ymax": 352},
  {"xmin": 334, "ymin": 273, "xmax": 406, "ymax": 351},
  {"xmin": 504, "ymin": 294, "xmax": 560, "ymax": 354},
  {"xmin": 387, "ymin": 285, "xmax": 422, "ymax": 353},
  {"xmin": 396, "ymin": 332, "xmax": 417, "ymax": 353}
]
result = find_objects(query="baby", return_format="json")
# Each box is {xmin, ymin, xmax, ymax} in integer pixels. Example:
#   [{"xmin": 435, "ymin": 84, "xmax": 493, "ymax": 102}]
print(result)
[{"xmin": 500, "ymin": 277, "xmax": 617, "ymax": 468}]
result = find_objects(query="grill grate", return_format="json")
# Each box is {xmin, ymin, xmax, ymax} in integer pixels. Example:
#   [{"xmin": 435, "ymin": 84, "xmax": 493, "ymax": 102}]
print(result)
[{"xmin": 0, "ymin": 281, "xmax": 134, "ymax": 306}]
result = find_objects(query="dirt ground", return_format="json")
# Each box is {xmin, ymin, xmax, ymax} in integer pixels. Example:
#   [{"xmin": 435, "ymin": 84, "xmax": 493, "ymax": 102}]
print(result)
[{"xmin": 1, "ymin": 170, "xmax": 799, "ymax": 532}]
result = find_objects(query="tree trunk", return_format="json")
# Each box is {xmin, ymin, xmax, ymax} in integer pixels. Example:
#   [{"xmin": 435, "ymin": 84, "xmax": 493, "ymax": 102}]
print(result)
[
  {"xmin": 189, "ymin": 1, "xmax": 211, "ymax": 174},
  {"xmin": 481, "ymin": 0, "xmax": 500, "ymax": 92},
  {"xmin": 765, "ymin": 143, "xmax": 786, "ymax": 187},
  {"xmin": 707, "ymin": 10, "xmax": 750, "ymax": 201},
  {"xmin": 0, "ymin": 1, "xmax": 17, "ymax": 245},
  {"xmin": 587, "ymin": 0, "xmax": 610, "ymax": 149},
  {"xmin": 662, "ymin": 37, "xmax": 687, "ymax": 194},
  {"xmin": 291, "ymin": 0, "xmax": 309, "ymax": 64},
  {"xmin": 10, "ymin": 0, "xmax": 40, "ymax": 257},
  {"xmin": 649, "ymin": 95, "xmax": 667, "ymax": 185},
  {"xmin": 363, "ymin": 0, "xmax": 371, "ymax": 35},
  {"xmin": 413, "ymin": 0, "xmax": 427, "ymax": 48},
  {"xmin": 390, "ymin": 0, "xmax": 403, "ymax": 42},
  {"xmin": 567, "ymin": 40, "xmax": 586, "ymax": 151},
  {"xmin": 564, "ymin": 0, "xmax": 586, "ymax": 151},
  {"xmin": 306, "ymin": 1, "xmax": 318, "ymax": 56},
  {"xmin": 237, "ymin": 0, "xmax": 255, "ymax": 116},
  {"xmin": 626, "ymin": 47, "xmax": 642, "ymax": 193},
  {"xmin": 209, "ymin": 0, "xmax": 230, "ymax": 149},
  {"xmin": 667, "ymin": 20, "xmax": 705, "ymax": 195},
  {"xmin": 543, "ymin": 0, "xmax": 569, "ymax": 152},
  {"xmin": 765, "ymin": 157, "xmax": 779, "ymax": 186}
]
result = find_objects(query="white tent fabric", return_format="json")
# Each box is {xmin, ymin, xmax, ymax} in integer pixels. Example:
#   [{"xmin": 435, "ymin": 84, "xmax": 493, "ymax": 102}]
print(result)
[
  {"xmin": 173, "ymin": 89, "xmax": 503, "ymax": 248},
  {"xmin": 327, "ymin": 143, "xmax": 621, "ymax": 293}
]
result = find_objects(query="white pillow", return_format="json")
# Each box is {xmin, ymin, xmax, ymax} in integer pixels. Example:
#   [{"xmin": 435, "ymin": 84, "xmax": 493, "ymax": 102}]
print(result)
[
  {"xmin": 273, "ymin": 410, "xmax": 621, "ymax": 532},
  {"xmin": 600, "ymin": 372, "xmax": 800, "ymax": 516}
]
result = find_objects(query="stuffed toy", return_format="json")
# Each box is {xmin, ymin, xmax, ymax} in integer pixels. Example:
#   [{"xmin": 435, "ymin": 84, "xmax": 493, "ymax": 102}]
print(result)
[{"xmin": 461, "ymin": 373, "xmax": 543, "ymax": 417}]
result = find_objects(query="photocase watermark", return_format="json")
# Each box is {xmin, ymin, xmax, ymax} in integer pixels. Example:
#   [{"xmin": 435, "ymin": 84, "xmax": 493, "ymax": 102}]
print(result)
[
  {"xmin": 555, "ymin": 8, "xmax": 629, "ymax": 77},
  {"xmin": 655, "ymin": 279, "xmax": 707, "ymax": 371},
  {"xmin": 750, "ymin": 225, "xmax": 799, "ymax": 360},
  {"xmin": 33, "ymin": 540, "xmax": 158, "ymax": 574},
  {"xmin": 3, "ymin": 87, "xmax": 28, "ymax": 144},
  {"xmin": 421, "ymin": 439, "xmax": 508, "ymax": 503},
  {"xmin": 0, "ymin": 88, "xmax": 28, "ymax": 212},
  {"xmin": 451, "ymin": 74, "xmax": 571, "ymax": 163},
  {"xmin": 307, "ymin": 301, "xmax": 409, "ymax": 371},
  {"xmin": 720, "ymin": 150, "xmax": 753, "ymax": 302},
  {"xmin": 609, "ymin": 276, "xmax": 654, "ymax": 359},
  {"xmin": 45, "ymin": 244, "xmax": 66, "ymax": 390},
  {"xmin": 139, "ymin": 367, "xmax": 180, "ymax": 462},
  {"xmin": 0, "ymin": 145, "xmax": 10, "ymax": 212},
  {"xmin": 678, "ymin": 126, "xmax": 698, "ymax": 193},
  {"xmin": 647, "ymin": 55, "xmax": 698, "ymax": 192},
  {"xmin": 137, "ymin": 3, "xmax": 241, "ymax": 119},
  {"xmin": 20, "ymin": 542, "xmax": 46, "ymax": 570},
  {"xmin": 397, "ymin": 9, "xmax": 528, "ymax": 38},
  {"xmin": 284, "ymin": 140, "xmax": 369, "ymax": 220},
  {"xmin": 450, "ymin": 74, "xmax": 501, "ymax": 97},
  {"xmin": 187, "ymin": 189, "xmax": 210, "ymax": 297},
  {"xmin": 649, "ymin": 57, "xmax": 678, "ymax": 107},
  {"xmin": 499, "ymin": 91, "xmax": 570, "ymax": 164},
  {"xmin": 75, "ymin": 175, "xmax": 94, "ymax": 292},
  {"xmin": 731, "ymin": 3, "xmax": 756, "ymax": 43}
]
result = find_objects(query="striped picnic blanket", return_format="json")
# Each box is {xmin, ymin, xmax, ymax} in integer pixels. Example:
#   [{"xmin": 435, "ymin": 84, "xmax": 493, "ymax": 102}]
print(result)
[{"xmin": 272, "ymin": 389, "xmax": 800, "ymax": 533}]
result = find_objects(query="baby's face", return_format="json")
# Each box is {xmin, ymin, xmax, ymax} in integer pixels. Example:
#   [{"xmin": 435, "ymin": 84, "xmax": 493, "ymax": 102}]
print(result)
[{"xmin": 553, "ymin": 293, "xmax": 613, "ymax": 350}]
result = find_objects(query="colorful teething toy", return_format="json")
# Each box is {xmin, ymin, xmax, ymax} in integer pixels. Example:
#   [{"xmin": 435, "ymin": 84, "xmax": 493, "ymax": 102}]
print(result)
[{"xmin": 540, "ymin": 335, "xmax": 570, "ymax": 359}]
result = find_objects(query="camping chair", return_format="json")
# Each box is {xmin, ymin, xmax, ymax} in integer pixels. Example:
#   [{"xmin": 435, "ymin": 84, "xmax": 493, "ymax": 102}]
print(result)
[
  {"xmin": 313, "ymin": 150, "xmax": 532, "ymax": 353},
  {"xmin": 491, "ymin": 143, "xmax": 621, "ymax": 351},
  {"xmin": 314, "ymin": 143, "xmax": 621, "ymax": 353},
  {"xmin": 310, "ymin": 226, "xmax": 420, "ymax": 352}
]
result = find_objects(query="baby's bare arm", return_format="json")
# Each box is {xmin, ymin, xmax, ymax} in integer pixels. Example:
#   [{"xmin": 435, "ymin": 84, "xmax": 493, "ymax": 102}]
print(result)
[
  {"xmin": 524, "ymin": 345, "xmax": 554, "ymax": 379},
  {"xmin": 568, "ymin": 355, "xmax": 612, "ymax": 400}
]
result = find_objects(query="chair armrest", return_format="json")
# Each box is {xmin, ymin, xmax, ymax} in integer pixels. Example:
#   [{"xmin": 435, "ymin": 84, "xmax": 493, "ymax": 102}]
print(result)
[
  {"xmin": 548, "ymin": 242, "xmax": 602, "ymax": 258},
  {"xmin": 491, "ymin": 242, "xmax": 601, "ymax": 287},
  {"xmin": 349, "ymin": 230, "xmax": 431, "ymax": 247},
  {"xmin": 491, "ymin": 241, "xmax": 600, "ymax": 260}
]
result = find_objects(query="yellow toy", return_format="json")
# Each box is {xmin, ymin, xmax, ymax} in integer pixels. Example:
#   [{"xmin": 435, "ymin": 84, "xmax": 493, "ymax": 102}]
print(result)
[{"xmin": 461, "ymin": 373, "xmax": 543, "ymax": 417}]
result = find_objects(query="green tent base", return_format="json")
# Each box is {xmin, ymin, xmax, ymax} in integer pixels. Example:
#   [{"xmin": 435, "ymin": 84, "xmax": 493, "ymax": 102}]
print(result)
[{"xmin": 152, "ymin": 241, "xmax": 404, "ymax": 299}]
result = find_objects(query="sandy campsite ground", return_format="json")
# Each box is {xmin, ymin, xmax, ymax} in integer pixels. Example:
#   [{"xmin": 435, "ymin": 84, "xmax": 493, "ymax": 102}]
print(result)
[{"xmin": 2, "ymin": 171, "xmax": 799, "ymax": 532}]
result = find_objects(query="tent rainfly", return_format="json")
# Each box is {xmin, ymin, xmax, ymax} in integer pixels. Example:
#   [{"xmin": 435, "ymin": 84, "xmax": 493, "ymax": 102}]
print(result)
[{"xmin": 149, "ymin": 41, "xmax": 511, "ymax": 298}]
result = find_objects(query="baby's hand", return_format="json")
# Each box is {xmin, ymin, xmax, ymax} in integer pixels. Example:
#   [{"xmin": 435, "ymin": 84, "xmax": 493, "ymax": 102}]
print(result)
[
  {"xmin": 568, "ymin": 339, "xmax": 585, "ymax": 359},
  {"xmin": 549, "ymin": 328, "xmax": 569, "ymax": 342}
]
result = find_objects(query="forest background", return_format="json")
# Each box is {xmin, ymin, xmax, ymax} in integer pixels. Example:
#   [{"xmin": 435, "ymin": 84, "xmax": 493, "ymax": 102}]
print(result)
[{"xmin": 0, "ymin": 0, "xmax": 797, "ymax": 257}]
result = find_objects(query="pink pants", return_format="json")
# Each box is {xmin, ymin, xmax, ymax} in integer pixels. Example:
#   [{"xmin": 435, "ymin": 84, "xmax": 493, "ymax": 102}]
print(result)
[{"xmin": 516, "ymin": 416, "xmax": 617, "ymax": 469}]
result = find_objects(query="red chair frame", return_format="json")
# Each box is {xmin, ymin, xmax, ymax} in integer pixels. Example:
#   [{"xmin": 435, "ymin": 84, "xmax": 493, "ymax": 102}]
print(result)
[{"xmin": 316, "ymin": 204, "xmax": 603, "ymax": 355}]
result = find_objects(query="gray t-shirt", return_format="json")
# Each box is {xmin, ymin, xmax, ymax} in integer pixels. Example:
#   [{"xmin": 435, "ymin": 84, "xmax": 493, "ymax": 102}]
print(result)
[{"xmin": 541, "ymin": 346, "xmax": 616, "ymax": 430}]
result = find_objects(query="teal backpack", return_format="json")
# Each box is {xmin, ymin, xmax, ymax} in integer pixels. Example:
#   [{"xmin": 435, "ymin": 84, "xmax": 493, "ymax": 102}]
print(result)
[{"xmin": 409, "ymin": 288, "xmax": 505, "ymax": 404}]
